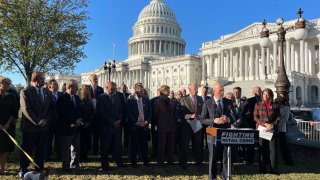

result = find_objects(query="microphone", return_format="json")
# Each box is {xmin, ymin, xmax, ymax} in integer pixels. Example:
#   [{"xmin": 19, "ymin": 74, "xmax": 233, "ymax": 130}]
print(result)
[{"xmin": 228, "ymin": 105, "xmax": 237, "ymax": 122}]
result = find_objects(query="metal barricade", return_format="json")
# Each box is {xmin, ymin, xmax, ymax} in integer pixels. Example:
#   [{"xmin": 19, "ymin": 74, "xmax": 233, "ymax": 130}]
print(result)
[{"xmin": 296, "ymin": 119, "xmax": 320, "ymax": 141}]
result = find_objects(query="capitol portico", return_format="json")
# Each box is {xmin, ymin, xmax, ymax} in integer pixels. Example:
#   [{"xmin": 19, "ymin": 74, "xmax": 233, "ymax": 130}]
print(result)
[{"xmin": 48, "ymin": 0, "xmax": 320, "ymax": 106}]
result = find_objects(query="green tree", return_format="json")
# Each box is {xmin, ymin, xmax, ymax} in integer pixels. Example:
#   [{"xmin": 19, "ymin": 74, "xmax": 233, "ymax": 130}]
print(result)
[
  {"xmin": 0, "ymin": 0, "xmax": 90, "ymax": 84},
  {"xmin": 14, "ymin": 83, "xmax": 25, "ymax": 93}
]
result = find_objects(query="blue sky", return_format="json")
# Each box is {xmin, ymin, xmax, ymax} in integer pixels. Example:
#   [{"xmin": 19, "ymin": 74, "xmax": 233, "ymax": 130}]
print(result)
[{"xmin": 3, "ymin": 0, "xmax": 320, "ymax": 86}]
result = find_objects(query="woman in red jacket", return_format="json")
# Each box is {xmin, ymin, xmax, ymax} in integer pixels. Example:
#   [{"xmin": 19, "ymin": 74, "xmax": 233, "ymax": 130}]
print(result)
[{"xmin": 254, "ymin": 88, "xmax": 280, "ymax": 175}]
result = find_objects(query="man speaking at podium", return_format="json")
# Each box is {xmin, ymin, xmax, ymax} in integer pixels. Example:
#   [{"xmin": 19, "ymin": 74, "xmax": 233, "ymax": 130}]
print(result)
[{"xmin": 200, "ymin": 82, "xmax": 239, "ymax": 180}]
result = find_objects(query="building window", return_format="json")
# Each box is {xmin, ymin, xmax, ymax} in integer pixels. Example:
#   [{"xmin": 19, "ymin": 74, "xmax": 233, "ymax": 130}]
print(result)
[
  {"xmin": 166, "ymin": 69, "xmax": 169, "ymax": 73},
  {"xmin": 158, "ymin": 70, "xmax": 161, "ymax": 74},
  {"xmin": 181, "ymin": 78, "xmax": 184, "ymax": 85},
  {"xmin": 166, "ymin": 78, "xmax": 170, "ymax": 85},
  {"xmin": 181, "ymin": 68, "xmax": 184, "ymax": 72},
  {"xmin": 153, "ymin": 71, "xmax": 155, "ymax": 75},
  {"xmin": 173, "ymin": 79, "xmax": 178, "ymax": 86},
  {"xmin": 157, "ymin": 79, "xmax": 161, "ymax": 86},
  {"xmin": 174, "ymin": 68, "xmax": 177, "ymax": 72}
]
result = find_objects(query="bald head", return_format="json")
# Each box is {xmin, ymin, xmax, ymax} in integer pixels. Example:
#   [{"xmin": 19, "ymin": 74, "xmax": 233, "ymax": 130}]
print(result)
[
  {"xmin": 212, "ymin": 82, "xmax": 224, "ymax": 99},
  {"xmin": 252, "ymin": 86, "xmax": 262, "ymax": 97}
]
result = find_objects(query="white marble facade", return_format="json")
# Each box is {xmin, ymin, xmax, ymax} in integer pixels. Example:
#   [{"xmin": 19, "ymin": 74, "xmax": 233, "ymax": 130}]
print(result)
[
  {"xmin": 50, "ymin": 0, "xmax": 320, "ymax": 106},
  {"xmin": 200, "ymin": 19, "xmax": 320, "ymax": 106}
]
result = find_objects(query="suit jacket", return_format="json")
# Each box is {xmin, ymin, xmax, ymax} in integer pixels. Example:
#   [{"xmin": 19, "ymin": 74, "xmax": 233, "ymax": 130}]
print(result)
[
  {"xmin": 127, "ymin": 95, "xmax": 152, "ymax": 129},
  {"xmin": 179, "ymin": 95, "xmax": 203, "ymax": 122},
  {"xmin": 253, "ymin": 101, "xmax": 280, "ymax": 130},
  {"xmin": 240, "ymin": 96, "xmax": 260, "ymax": 129},
  {"xmin": 201, "ymin": 95, "xmax": 211, "ymax": 103},
  {"xmin": 90, "ymin": 85, "xmax": 104, "ymax": 99},
  {"xmin": 116, "ymin": 91, "xmax": 128, "ymax": 123},
  {"xmin": 154, "ymin": 96, "xmax": 176, "ymax": 132},
  {"xmin": 51, "ymin": 91, "xmax": 63, "ymax": 127},
  {"xmin": 56, "ymin": 93, "xmax": 82, "ymax": 136},
  {"xmin": 150, "ymin": 96, "xmax": 160, "ymax": 126},
  {"xmin": 200, "ymin": 98, "xmax": 236, "ymax": 128},
  {"xmin": 97, "ymin": 93, "xmax": 123, "ymax": 134},
  {"xmin": 20, "ymin": 86, "xmax": 53, "ymax": 132}
]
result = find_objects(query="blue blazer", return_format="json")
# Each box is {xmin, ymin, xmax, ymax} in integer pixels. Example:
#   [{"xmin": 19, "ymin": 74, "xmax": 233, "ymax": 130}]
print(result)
[
  {"xmin": 127, "ymin": 95, "xmax": 152, "ymax": 128},
  {"xmin": 56, "ymin": 93, "xmax": 81, "ymax": 136},
  {"xmin": 200, "ymin": 97, "xmax": 237, "ymax": 128}
]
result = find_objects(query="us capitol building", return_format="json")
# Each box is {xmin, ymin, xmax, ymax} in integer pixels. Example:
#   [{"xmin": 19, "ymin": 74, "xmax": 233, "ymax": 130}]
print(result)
[{"xmin": 48, "ymin": 0, "xmax": 320, "ymax": 106}]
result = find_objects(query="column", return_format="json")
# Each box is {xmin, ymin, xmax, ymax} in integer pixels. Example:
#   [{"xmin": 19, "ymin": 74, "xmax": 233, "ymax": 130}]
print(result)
[
  {"xmin": 234, "ymin": 52, "xmax": 238, "ymax": 77},
  {"xmin": 260, "ymin": 47, "xmax": 266, "ymax": 79},
  {"xmin": 210, "ymin": 54, "xmax": 214, "ymax": 78},
  {"xmin": 217, "ymin": 53, "xmax": 221, "ymax": 77},
  {"xmin": 140, "ymin": 70, "xmax": 143, "ymax": 83},
  {"xmin": 225, "ymin": 50, "xmax": 229, "ymax": 77},
  {"xmin": 310, "ymin": 46, "xmax": 314, "ymax": 75},
  {"xmin": 221, "ymin": 51, "xmax": 224, "ymax": 77},
  {"xmin": 239, "ymin": 47, "xmax": 244, "ymax": 79},
  {"xmin": 169, "ymin": 42, "xmax": 172, "ymax": 55},
  {"xmin": 300, "ymin": 40, "xmax": 305, "ymax": 73},
  {"xmin": 245, "ymin": 50, "xmax": 248, "ymax": 80},
  {"xmin": 229, "ymin": 49, "xmax": 233, "ymax": 78},
  {"xmin": 148, "ymin": 41, "xmax": 151, "ymax": 54},
  {"xmin": 202, "ymin": 56, "xmax": 206, "ymax": 83},
  {"xmin": 290, "ymin": 43, "xmax": 295, "ymax": 72},
  {"xmin": 154, "ymin": 40, "xmax": 156, "ymax": 54},
  {"xmin": 206, "ymin": 56, "xmax": 210, "ymax": 78},
  {"xmin": 286, "ymin": 39, "xmax": 291, "ymax": 72},
  {"xmin": 295, "ymin": 49, "xmax": 299, "ymax": 72},
  {"xmin": 305, "ymin": 41, "xmax": 309, "ymax": 74},
  {"xmin": 159, "ymin": 41, "xmax": 162, "ymax": 54},
  {"xmin": 249, "ymin": 45, "xmax": 254, "ymax": 80},
  {"xmin": 170, "ymin": 66, "xmax": 173, "ymax": 87},
  {"xmin": 318, "ymin": 36, "xmax": 320, "ymax": 75},
  {"xmin": 266, "ymin": 48, "xmax": 270, "ymax": 75},
  {"xmin": 273, "ymin": 41, "xmax": 277, "ymax": 75},
  {"xmin": 144, "ymin": 70, "xmax": 147, "ymax": 87},
  {"xmin": 255, "ymin": 49, "xmax": 259, "ymax": 80}
]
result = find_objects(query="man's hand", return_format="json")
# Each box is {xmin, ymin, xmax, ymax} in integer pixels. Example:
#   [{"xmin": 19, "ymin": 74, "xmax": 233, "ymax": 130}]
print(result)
[
  {"xmin": 114, "ymin": 120, "xmax": 121, "ymax": 128},
  {"xmin": 38, "ymin": 119, "xmax": 47, "ymax": 127},
  {"xmin": 230, "ymin": 124, "xmax": 236, "ymax": 129},
  {"xmin": 264, "ymin": 123, "xmax": 273, "ymax": 131},
  {"xmin": 190, "ymin": 114, "xmax": 197, "ymax": 120},
  {"xmin": 75, "ymin": 118, "xmax": 83, "ymax": 127}
]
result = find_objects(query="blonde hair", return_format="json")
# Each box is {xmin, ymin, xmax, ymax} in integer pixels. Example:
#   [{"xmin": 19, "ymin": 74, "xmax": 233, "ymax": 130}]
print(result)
[{"xmin": 78, "ymin": 84, "xmax": 92, "ymax": 100}]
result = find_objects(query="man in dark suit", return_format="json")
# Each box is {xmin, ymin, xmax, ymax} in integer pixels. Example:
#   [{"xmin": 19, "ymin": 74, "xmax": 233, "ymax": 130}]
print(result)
[
  {"xmin": 240, "ymin": 86, "xmax": 262, "ymax": 164},
  {"xmin": 97, "ymin": 81, "xmax": 124, "ymax": 172},
  {"xmin": 150, "ymin": 89, "xmax": 160, "ymax": 158},
  {"xmin": 46, "ymin": 79, "xmax": 63, "ymax": 161},
  {"xmin": 89, "ymin": 74, "xmax": 104, "ymax": 155},
  {"xmin": 19, "ymin": 72, "xmax": 53, "ymax": 177},
  {"xmin": 117, "ymin": 83, "xmax": 130, "ymax": 152},
  {"xmin": 56, "ymin": 79, "xmax": 82, "ymax": 172},
  {"xmin": 200, "ymin": 82, "xmax": 238, "ymax": 180},
  {"xmin": 200, "ymin": 85, "xmax": 211, "ymax": 150},
  {"xmin": 179, "ymin": 84, "xmax": 204, "ymax": 169},
  {"xmin": 127, "ymin": 83, "xmax": 151, "ymax": 167},
  {"xmin": 232, "ymin": 87, "xmax": 246, "ymax": 162}
]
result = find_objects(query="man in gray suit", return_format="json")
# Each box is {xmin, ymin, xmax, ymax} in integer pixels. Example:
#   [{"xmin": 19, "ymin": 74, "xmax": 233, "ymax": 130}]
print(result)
[
  {"xmin": 200, "ymin": 82, "xmax": 238, "ymax": 180},
  {"xmin": 179, "ymin": 84, "xmax": 204, "ymax": 169},
  {"xmin": 19, "ymin": 72, "xmax": 53, "ymax": 177}
]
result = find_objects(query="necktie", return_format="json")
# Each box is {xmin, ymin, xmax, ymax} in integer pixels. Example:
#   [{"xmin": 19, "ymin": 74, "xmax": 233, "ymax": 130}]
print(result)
[
  {"xmin": 71, "ymin": 95, "xmax": 76, "ymax": 106},
  {"xmin": 93, "ymin": 87, "xmax": 97, "ymax": 98},
  {"xmin": 217, "ymin": 99, "xmax": 223, "ymax": 116},
  {"xmin": 192, "ymin": 96, "xmax": 197, "ymax": 113},
  {"xmin": 52, "ymin": 92, "xmax": 57, "ymax": 104},
  {"xmin": 235, "ymin": 98, "xmax": 239, "ymax": 107},
  {"xmin": 137, "ymin": 98, "xmax": 144, "ymax": 122},
  {"xmin": 110, "ymin": 94, "xmax": 115, "ymax": 104},
  {"xmin": 38, "ymin": 88, "xmax": 44, "ymax": 103}
]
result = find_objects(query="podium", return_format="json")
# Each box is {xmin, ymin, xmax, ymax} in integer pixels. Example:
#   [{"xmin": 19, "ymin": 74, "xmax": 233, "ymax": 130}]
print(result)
[{"xmin": 206, "ymin": 127, "xmax": 259, "ymax": 180}]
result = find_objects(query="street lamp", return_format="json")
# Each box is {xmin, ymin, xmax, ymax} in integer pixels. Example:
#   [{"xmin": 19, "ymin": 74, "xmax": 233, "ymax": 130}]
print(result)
[
  {"xmin": 104, "ymin": 60, "xmax": 116, "ymax": 81},
  {"xmin": 259, "ymin": 8, "xmax": 308, "ymax": 103}
]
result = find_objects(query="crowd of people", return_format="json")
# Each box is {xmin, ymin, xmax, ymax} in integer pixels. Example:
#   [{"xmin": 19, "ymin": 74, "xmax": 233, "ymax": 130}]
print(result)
[{"xmin": 0, "ymin": 72, "xmax": 294, "ymax": 179}]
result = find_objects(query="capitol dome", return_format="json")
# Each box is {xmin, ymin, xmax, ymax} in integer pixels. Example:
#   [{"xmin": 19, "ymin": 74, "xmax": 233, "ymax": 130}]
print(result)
[{"xmin": 128, "ymin": 0, "xmax": 186, "ymax": 58}]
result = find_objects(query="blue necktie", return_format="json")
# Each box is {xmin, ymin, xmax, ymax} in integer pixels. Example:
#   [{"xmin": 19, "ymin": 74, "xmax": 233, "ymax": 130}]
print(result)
[{"xmin": 217, "ymin": 99, "xmax": 223, "ymax": 116}]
